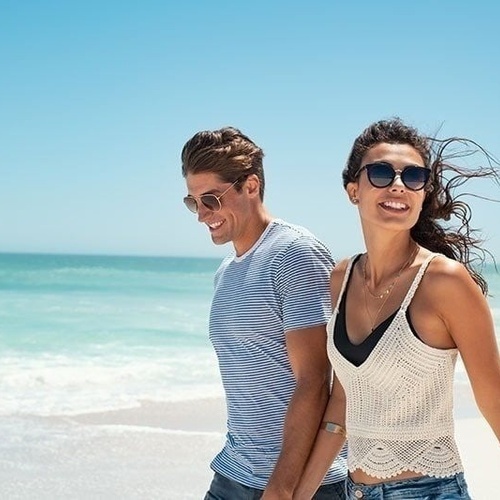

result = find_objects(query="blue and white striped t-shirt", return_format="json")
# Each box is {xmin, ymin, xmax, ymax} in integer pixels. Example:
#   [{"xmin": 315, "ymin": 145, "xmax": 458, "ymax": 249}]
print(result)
[{"xmin": 209, "ymin": 219, "xmax": 347, "ymax": 489}]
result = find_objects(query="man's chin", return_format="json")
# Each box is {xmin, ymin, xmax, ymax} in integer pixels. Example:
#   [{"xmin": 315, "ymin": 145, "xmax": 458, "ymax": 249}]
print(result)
[{"xmin": 210, "ymin": 235, "xmax": 230, "ymax": 246}]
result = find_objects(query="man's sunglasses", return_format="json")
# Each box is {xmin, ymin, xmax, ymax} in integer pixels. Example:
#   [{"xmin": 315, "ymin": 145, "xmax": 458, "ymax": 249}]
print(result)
[
  {"xmin": 357, "ymin": 162, "xmax": 430, "ymax": 191},
  {"xmin": 183, "ymin": 179, "xmax": 239, "ymax": 214}
]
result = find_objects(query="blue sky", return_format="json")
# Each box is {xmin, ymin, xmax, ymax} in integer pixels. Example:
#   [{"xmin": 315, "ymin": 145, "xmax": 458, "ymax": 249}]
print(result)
[{"xmin": 1, "ymin": 1, "xmax": 499, "ymax": 260}]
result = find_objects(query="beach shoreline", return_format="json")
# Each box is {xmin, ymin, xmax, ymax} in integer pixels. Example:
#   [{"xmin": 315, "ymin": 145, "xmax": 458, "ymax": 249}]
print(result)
[
  {"xmin": 70, "ymin": 397, "xmax": 227, "ymax": 433},
  {"xmin": 0, "ymin": 395, "xmax": 497, "ymax": 499},
  {"xmin": 0, "ymin": 399, "xmax": 227, "ymax": 500}
]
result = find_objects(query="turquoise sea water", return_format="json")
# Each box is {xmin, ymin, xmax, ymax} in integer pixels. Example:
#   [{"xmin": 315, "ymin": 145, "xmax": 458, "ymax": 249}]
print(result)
[
  {"xmin": 0, "ymin": 253, "xmax": 224, "ymax": 417},
  {"xmin": 0, "ymin": 252, "xmax": 499, "ymax": 418}
]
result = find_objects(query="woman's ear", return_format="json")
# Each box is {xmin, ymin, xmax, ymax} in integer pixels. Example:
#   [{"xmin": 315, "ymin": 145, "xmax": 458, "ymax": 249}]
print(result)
[{"xmin": 346, "ymin": 182, "xmax": 359, "ymax": 205}]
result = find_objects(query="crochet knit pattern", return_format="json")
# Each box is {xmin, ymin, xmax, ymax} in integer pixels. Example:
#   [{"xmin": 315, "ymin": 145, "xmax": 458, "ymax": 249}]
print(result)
[{"xmin": 327, "ymin": 254, "xmax": 464, "ymax": 478}]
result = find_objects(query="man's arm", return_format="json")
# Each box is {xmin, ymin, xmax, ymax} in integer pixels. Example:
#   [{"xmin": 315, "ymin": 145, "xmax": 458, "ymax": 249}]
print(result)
[
  {"xmin": 262, "ymin": 324, "xmax": 331, "ymax": 499},
  {"xmin": 294, "ymin": 374, "xmax": 347, "ymax": 498}
]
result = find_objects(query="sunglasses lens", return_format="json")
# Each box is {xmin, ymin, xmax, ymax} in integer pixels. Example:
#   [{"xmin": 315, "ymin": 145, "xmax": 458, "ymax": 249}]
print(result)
[
  {"xmin": 402, "ymin": 167, "xmax": 430, "ymax": 190},
  {"xmin": 183, "ymin": 194, "xmax": 223, "ymax": 213},
  {"xmin": 183, "ymin": 197, "xmax": 198, "ymax": 213},
  {"xmin": 366, "ymin": 163, "xmax": 394, "ymax": 188},
  {"xmin": 200, "ymin": 195, "xmax": 221, "ymax": 211},
  {"xmin": 365, "ymin": 163, "xmax": 430, "ymax": 191}
]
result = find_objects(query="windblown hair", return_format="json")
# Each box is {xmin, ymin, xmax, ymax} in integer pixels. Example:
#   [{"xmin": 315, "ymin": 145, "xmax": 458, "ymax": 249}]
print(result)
[
  {"xmin": 181, "ymin": 126, "xmax": 265, "ymax": 200},
  {"xmin": 343, "ymin": 117, "xmax": 500, "ymax": 294}
]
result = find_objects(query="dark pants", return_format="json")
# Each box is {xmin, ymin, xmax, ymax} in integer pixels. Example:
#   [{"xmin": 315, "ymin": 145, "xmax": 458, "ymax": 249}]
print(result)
[{"xmin": 204, "ymin": 472, "xmax": 346, "ymax": 499}]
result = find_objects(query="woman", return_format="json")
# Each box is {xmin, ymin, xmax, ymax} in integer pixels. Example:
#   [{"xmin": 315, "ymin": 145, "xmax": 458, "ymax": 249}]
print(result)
[{"xmin": 295, "ymin": 118, "xmax": 500, "ymax": 499}]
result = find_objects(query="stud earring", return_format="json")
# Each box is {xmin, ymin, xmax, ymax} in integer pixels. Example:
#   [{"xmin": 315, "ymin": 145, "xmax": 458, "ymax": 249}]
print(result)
[{"xmin": 351, "ymin": 198, "xmax": 359, "ymax": 204}]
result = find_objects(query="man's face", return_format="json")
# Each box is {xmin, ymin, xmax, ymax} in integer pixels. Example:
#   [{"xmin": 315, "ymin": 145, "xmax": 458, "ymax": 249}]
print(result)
[{"xmin": 185, "ymin": 171, "xmax": 249, "ymax": 248}]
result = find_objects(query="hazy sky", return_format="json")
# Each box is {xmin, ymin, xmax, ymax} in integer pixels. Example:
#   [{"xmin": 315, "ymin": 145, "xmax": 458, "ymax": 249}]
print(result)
[{"xmin": 2, "ymin": 1, "xmax": 499, "ymax": 260}]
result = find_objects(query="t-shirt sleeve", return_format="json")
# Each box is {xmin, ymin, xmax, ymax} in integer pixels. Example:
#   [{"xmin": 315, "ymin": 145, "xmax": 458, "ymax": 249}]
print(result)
[{"xmin": 276, "ymin": 236, "xmax": 335, "ymax": 332}]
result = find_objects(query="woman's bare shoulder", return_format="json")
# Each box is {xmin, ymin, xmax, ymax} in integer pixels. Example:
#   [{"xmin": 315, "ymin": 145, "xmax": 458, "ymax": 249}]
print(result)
[
  {"xmin": 422, "ymin": 253, "xmax": 482, "ymax": 300},
  {"xmin": 331, "ymin": 256, "xmax": 358, "ymax": 290}
]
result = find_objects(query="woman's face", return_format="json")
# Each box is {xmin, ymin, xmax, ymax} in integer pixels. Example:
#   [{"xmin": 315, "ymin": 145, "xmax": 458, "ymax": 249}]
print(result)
[{"xmin": 347, "ymin": 142, "xmax": 428, "ymax": 233}]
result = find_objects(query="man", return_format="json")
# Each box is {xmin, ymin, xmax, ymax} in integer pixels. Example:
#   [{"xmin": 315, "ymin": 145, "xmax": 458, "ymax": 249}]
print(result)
[{"xmin": 181, "ymin": 127, "xmax": 346, "ymax": 499}]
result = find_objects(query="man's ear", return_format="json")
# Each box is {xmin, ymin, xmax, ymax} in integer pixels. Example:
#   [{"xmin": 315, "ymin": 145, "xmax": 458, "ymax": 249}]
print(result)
[{"xmin": 245, "ymin": 174, "xmax": 261, "ymax": 198}]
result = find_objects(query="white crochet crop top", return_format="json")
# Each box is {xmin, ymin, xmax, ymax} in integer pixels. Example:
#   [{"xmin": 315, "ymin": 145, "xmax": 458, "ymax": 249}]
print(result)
[{"xmin": 327, "ymin": 254, "xmax": 464, "ymax": 479}]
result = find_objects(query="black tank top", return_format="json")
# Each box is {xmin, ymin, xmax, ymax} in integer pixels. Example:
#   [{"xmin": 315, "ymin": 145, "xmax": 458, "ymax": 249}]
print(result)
[{"xmin": 334, "ymin": 255, "xmax": 419, "ymax": 367}]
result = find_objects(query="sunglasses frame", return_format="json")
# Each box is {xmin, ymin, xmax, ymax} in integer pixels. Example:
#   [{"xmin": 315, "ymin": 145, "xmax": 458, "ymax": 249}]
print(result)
[
  {"xmin": 357, "ymin": 162, "xmax": 430, "ymax": 191},
  {"xmin": 183, "ymin": 179, "xmax": 240, "ymax": 214}
]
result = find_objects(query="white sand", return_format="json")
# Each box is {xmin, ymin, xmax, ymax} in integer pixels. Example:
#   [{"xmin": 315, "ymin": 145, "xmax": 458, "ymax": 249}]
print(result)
[
  {"xmin": 0, "ymin": 399, "xmax": 226, "ymax": 500},
  {"xmin": 0, "ymin": 396, "xmax": 497, "ymax": 499}
]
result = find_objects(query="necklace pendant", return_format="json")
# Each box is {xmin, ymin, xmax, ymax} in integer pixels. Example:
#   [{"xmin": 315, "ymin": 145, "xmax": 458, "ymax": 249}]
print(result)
[
  {"xmin": 362, "ymin": 244, "xmax": 420, "ymax": 330},
  {"xmin": 373, "ymin": 288, "xmax": 388, "ymax": 300}
]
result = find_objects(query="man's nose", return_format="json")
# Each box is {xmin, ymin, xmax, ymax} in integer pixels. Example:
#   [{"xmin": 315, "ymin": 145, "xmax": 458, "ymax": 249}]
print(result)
[{"xmin": 197, "ymin": 203, "xmax": 212, "ymax": 222}]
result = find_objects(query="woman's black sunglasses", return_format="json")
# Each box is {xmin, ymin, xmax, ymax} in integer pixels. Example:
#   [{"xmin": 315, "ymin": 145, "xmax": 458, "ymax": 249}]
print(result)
[{"xmin": 357, "ymin": 162, "xmax": 430, "ymax": 191}]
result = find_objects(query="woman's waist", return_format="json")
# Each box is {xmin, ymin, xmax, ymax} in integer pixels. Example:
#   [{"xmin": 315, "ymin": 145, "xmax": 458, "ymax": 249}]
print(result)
[{"xmin": 349, "ymin": 468, "xmax": 424, "ymax": 485}]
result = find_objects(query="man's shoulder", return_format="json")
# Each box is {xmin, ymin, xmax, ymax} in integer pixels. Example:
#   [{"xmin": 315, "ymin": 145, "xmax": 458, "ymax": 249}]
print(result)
[
  {"xmin": 263, "ymin": 220, "xmax": 333, "ymax": 272},
  {"xmin": 267, "ymin": 219, "xmax": 328, "ymax": 248}
]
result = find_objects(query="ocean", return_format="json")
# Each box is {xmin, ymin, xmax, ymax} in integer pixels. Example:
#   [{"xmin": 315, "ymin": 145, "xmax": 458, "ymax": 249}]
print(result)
[
  {"xmin": 0, "ymin": 253, "xmax": 224, "ymax": 419},
  {"xmin": 0, "ymin": 252, "xmax": 499, "ymax": 418}
]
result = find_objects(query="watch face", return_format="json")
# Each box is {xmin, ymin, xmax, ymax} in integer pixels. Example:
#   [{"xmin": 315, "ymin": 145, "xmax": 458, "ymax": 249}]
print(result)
[
  {"xmin": 322, "ymin": 421, "xmax": 346, "ymax": 436},
  {"xmin": 325, "ymin": 422, "xmax": 336, "ymax": 432}
]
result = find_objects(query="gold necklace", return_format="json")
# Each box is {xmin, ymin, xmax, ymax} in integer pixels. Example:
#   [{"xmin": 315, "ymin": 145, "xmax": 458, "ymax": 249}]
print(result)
[
  {"xmin": 363, "ymin": 245, "xmax": 419, "ymax": 331},
  {"xmin": 364, "ymin": 283, "xmax": 393, "ymax": 333},
  {"xmin": 363, "ymin": 245, "xmax": 418, "ymax": 299}
]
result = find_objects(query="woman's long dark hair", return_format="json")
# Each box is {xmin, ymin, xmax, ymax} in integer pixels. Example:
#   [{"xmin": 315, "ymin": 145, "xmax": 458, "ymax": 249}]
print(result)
[{"xmin": 343, "ymin": 118, "xmax": 500, "ymax": 294}]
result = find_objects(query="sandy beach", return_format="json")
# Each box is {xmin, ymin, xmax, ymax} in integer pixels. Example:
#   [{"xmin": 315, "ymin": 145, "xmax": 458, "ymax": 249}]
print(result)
[
  {"xmin": 0, "ymin": 393, "xmax": 497, "ymax": 500},
  {"xmin": 0, "ymin": 399, "xmax": 226, "ymax": 500}
]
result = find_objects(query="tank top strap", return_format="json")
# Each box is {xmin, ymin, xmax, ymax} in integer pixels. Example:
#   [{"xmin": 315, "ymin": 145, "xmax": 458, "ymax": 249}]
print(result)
[
  {"xmin": 400, "ymin": 253, "xmax": 440, "ymax": 312},
  {"xmin": 334, "ymin": 254, "xmax": 362, "ymax": 311}
]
